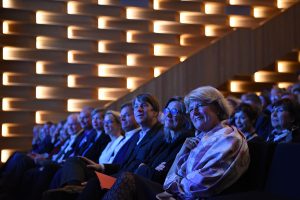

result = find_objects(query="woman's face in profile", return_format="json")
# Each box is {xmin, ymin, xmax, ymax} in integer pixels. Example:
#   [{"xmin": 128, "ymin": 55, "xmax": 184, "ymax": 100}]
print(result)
[
  {"xmin": 163, "ymin": 101, "xmax": 183, "ymax": 131},
  {"xmin": 188, "ymin": 100, "xmax": 220, "ymax": 132},
  {"xmin": 271, "ymin": 106, "xmax": 294, "ymax": 130}
]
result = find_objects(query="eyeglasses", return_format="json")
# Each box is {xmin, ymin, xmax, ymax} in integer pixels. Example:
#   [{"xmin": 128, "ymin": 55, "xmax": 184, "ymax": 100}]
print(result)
[
  {"xmin": 163, "ymin": 108, "xmax": 181, "ymax": 116},
  {"xmin": 188, "ymin": 103, "xmax": 209, "ymax": 113}
]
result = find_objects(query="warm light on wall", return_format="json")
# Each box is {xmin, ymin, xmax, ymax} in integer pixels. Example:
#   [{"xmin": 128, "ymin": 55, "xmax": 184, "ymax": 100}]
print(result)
[
  {"xmin": 228, "ymin": 0, "xmax": 239, "ymax": 5},
  {"xmin": 229, "ymin": 16, "xmax": 239, "ymax": 27},
  {"xmin": 67, "ymin": 75, "xmax": 77, "ymax": 87},
  {"xmin": 253, "ymin": 7, "xmax": 266, "ymax": 18},
  {"xmin": 35, "ymin": 111, "xmax": 43, "ymax": 123},
  {"xmin": 1, "ymin": 149, "xmax": 14, "ymax": 163},
  {"xmin": 67, "ymin": 1, "xmax": 77, "ymax": 14},
  {"xmin": 277, "ymin": 61, "xmax": 290, "ymax": 73},
  {"xmin": 153, "ymin": 21, "xmax": 164, "ymax": 33},
  {"xmin": 2, "ymin": 98, "xmax": 10, "ymax": 111},
  {"xmin": 153, "ymin": 44, "xmax": 162, "ymax": 56},
  {"xmin": 1, "ymin": 124, "xmax": 9, "ymax": 137},
  {"xmin": 68, "ymin": 51, "xmax": 75, "ymax": 63},
  {"xmin": 127, "ymin": 54, "xmax": 136, "ymax": 66},
  {"xmin": 254, "ymin": 71, "xmax": 269, "ymax": 82},
  {"xmin": 98, "ymin": 17, "xmax": 107, "ymax": 29},
  {"xmin": 126, "ymin": 7, "xmax": 138, "ymax": 19},
  {"xmin": 126, "ymin": 31, "xmax": 134, "ymax": 42},
  {"xmin": 230, "ymin": 81, "xmax": 242, "ymax": 92},
  {"xmin": 98, "ymin": 41, "xmax": 107, "ymax": 53},
  {"xmin": 2, "ymin": 21, "xmax": 10, "ymax": 34},
  {"xmin": 98, "ymin": 0, "xmax": 111, "ymax": 5},
  {"xmin": 180, "ymin": 35, "xmax": 187, "ymax": 46},
  {"xmin": 36, "ymin": 61, "xmax": 44, "ymax": 74},
  {"xmin": 98, "ymin": 64, "xmax": 108, "ymax": 76},
  {"xmin": 180, "ymin": 56, "xmax": 187, "ymax": 62},
  {"xmin": 2, "ymin": 0, "xmax": 12, "ymax": 8},
  {"xmin": 154, "ymin": 67, "xmax": 162, "ymax": 77},
  {"xmin": 153, "ymin": 0, "xmax": 160, "ymax": 10},
  {"xmin": 127, "ymin": 78, "xmax": 136, "ymax": 89},
  {"xmin": 2, "ymin": 47, "xmax": 16, "ymax": 60},
  {"xmin": 2, "ymin": 72, "xmax": 10, "ymax": 85},
  {"xmin": 36, "ymin": 11, "xmax": 48, "ymax": 24},
  {"xmin": 36, "ymin": 36, "xmax": 46, "ymax": 49},
  {"xmin": 67, "ymin": 99, "xmax": 80, "ymax": 112},
  {"xmin": 36, "ymin": 86, "xmax": 49, "ymax": 99},
  {"xmin": 205, "ymin": 25, "xmax": 217, "ymax": 37},
  {"xmin": 298, "ymin": 52, "xmax": 300, "ymax": 62},
  {"xmin": 179, "ymin": 12, "xmax": 189, "ymax": 24},
  {"xmin": 277, "ymin": 0, "xmax": 285, "ymax": 9},
  {"xmin": 278, "ymin": 82, "xmax": 293, "ymax": 88},
  {"xmin": 204, "ymin": 3, "xmax": 218, "ymax": 14},
  {"xmin": 67, "ymin": 26, "xmax": 74, "ymax": 38}
]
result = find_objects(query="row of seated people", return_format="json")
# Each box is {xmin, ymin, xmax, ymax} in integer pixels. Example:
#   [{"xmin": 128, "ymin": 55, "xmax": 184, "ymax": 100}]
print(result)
[{"xmin": 0, "ymin": 83, "xmax": 299, "ymax": 200}]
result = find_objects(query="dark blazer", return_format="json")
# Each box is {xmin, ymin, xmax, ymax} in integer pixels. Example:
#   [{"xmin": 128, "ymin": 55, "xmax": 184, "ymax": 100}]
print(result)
[
  {"xmin": 82, "ymin": 131, "xmax": 111, "ymax": 162},
  {"xmin": 135, "ymin": 130, "xmax": 192, "ymax": 184},
  {"xmin": 104, "ymin": 122, "xmax": 164, "ymax": 175}
]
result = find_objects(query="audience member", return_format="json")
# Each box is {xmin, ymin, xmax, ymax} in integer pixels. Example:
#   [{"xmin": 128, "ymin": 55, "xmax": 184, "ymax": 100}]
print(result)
[
  {"xmin": 103, "ymin": 86, "xmax": 250, "ymax": 200},
  {"xmin": 232, "ymin": 103, "xmax": 263, "ymax": 142},
  {"xmin": 266, "ymin": 98, "xmax": 300, "ymax": 143}
]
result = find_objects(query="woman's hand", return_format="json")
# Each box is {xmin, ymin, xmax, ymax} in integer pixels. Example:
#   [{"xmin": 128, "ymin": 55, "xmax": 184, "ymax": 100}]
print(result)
[
  {"xmin": 183, "ymin": 137, "xmax": 200, "ymax": 150},
  {"xmin": 155, "ymin": 162, "xmax": 166, "ymax": 171}
]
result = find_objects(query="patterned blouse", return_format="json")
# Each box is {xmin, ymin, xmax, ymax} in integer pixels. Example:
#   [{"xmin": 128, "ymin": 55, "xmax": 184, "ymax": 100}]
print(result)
[{"xmin": 163, "ymin": 122, "xmax": 250, "ymax": 200}]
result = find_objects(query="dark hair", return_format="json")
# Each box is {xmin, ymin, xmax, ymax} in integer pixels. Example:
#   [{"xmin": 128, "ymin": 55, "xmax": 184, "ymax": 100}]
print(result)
[
  {"xmin": 132, "ymin": 93, "xmax": 160, "ymax": 112},
  {"xmin": 91, "ymin": 108, "xmax": 105, "ymax": 118},
  {"xmin": 233, "ymin": 103, "xmax": 258, "ymax": 124},
  {"xmin": 242, "ymin": 93, "xmax": 262, "ymax": 106},
  {"xmin": 272, "ymin": 99, "xmax": 300, "ymax": 127},
  {"xmin": 120, "ymin": 101, "xmax": 133, "ymax": 110}
]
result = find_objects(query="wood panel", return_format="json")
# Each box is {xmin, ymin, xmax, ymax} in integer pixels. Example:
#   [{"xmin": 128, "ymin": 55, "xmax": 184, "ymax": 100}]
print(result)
[
  {"xmin": 158, "ymin": 1, "xmax": 204, "ymax": 12},
  {"xmin": 104, "ymin": 42, "xmax": 152, "ymax": 54},
  {"xmin": 3, "ymin": 48, "xmax": 67, "ymax": 62},
  {"xmin": 126, "ymin": 7, "xmax": 178, "ymax": 21},
  {"xmin": 68, "ymin": 2, "xmax": 125, "ymax": 17},
  {"xmin": 0, "ymin": 61, "xmax": 36, "ymax": 73},
  {"xmin": 103, "ymin": 18, "xmax": 152, "ymax": 31},
  {"xmin": 107, "ymin": 2, "xmax": 300, "ymax": 110},
  {"xmin": 128, "ymin": 32, "xmax": 179, "ymax": 45},
  {"xmin": 7, "ymin": 23, "xmax": 68, "ymax": 37},
  {"xmin": 4, "ymin": 99, "xmax": 66, "ymax": 111},
  {"xmin": 2, "ymin": 0, "xmax": 66, "ymax": 12},
  {"xmin": 33, "ymin": 87, "xmax": 98, "ymax": 99},
  {"xmin": 3, "ymin": 73, "xmax": 67, "ymax": 87},
  {"xmin": 41, "ymin": 62, "xmax": 97, "ymax": 75},
  {"xmin": 36, "ymin": 37, "xmax": 98, "ymax": 51},
  {"xmin": 0, "ymin": 86, "xmax": 35, "ymax": 98},
  {"xmin": 72, "ymin": 52, "xmax": 126, "ymax": 64},
  {"xmin": 0, "ymin": 8, "xmax": 35, "ymax": 22},
  {"xmin": 0, "ymin": 35, "xmax": 36, "ymax": 48},
  {"xmin": 74, "ymin": 76, "xmax": 127, "ymax": 88},
  {"xmin": 70, "ymin": 28, "xmax": 126, "ymax": 41},
  {"xmin": 0, "ymin": 111, "xmax": 35, "ymax": 123}
]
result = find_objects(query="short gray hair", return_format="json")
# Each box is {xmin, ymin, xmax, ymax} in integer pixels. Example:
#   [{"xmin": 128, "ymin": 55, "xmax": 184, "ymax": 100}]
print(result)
[{"xmin": 184, "ymin": 86, "xmax": 232, "ymax": 121}]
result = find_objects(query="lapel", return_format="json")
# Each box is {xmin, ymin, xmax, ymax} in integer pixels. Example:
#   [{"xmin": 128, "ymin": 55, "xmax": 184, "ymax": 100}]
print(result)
[{"xmin": 136, "ymin": 122, "xmax": 163, "ymax": 149}]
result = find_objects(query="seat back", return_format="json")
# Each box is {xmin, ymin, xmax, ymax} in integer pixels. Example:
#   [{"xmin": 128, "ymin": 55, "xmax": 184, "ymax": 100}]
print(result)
[
  {"xmin": 221, "ymin": 142, "xmax": 276, "ymax": 194},
  {"xmin": 265, "ymin": 143, "xmax": 300, "ymax": 199}
]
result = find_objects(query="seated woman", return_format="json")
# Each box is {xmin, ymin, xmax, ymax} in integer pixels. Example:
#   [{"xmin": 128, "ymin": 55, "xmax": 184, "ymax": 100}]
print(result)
[
  {"xmin": 266, "ymin": 98, "xmax": 300, "ymax": 143},
  {"xmin": 103, "ymin": 86, "xmax": 250, "ymax": 200},
  {"xmin": 134, "ymin": 96, "xmax": 193, "ymax": 184},
  {"xmin": 232, "ymin": 103, "xmax": 263, "ymax": 142}
]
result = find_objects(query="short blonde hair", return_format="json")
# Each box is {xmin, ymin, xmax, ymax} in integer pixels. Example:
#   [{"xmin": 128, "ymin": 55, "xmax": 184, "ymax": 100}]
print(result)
[{"xmin": 184, "ymin": 86, "xmax": 232, "ymax": 121}]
